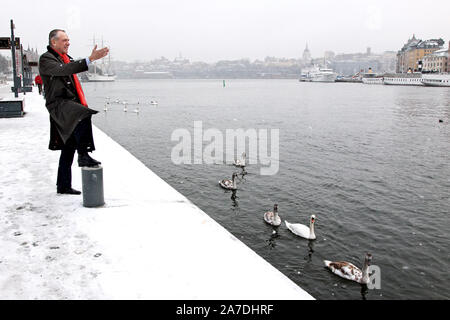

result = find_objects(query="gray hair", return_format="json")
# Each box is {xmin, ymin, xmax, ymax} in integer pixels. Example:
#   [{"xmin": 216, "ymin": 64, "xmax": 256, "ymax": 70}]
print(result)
[{"xmin": 48, "ymin": 29, "xmax": 65, "ymax": 46}]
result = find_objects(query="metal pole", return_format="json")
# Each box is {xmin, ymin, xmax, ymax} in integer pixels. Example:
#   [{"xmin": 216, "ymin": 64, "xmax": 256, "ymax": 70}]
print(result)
[
  {"xmin": 20, "ymin": 44, "xmax": 25, "ymax": 95},
  {"xmin": 10, "ymin": 19, "xmax": 18, "ymax": 98}
]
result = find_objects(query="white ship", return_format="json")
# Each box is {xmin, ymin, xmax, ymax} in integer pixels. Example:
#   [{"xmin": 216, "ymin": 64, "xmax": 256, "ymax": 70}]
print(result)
[
  {"xmin": 86, "ymin": 72, "xmax": 116, "ymax": 82},
  {"xmin": 421, "ymin": 74, "xmax": 450, "ymax": 87},
  {"xmin": 85, "ymin": 36, "xmax": 116, "ymax": 82},
  {"xmin": 300, "ymin": 66, "xmax": 337, "ymax": 83},
  {"xmin": 361, "ymin": 68, "xmax": 384, "ymax": 85},
  {"xmin": 383, "ymin": 73, "xmax": 423, "ymax": 86}
]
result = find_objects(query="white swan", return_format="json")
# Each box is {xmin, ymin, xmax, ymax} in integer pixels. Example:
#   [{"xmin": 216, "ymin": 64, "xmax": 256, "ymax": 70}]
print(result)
[
  {"xmin": 285, "ymin": 215, "xmax": 316, "ymax": 240},
  {"xmin": 103, "ymin": 104, "xmax": 108, "ymax": 112},
  {"xmin": 324, "ymin": 253, "xmax": 372, "ymax": 285},
  {"xmin": 133, "ymin": 106, "xmax": 140, "ymax": 114},
  {"xmin": 264, "ymin": 204, "xmax": 281, "ymax": 227},
  {"xmin": 123, "ymin": 104, "xmax": 128, "ymax": 112},
  {"xmin": 234, "ymin": 152, "xmax": 246, "ymax": 168},
  {"xmin": 219, "ymin": 173, "xmax": 238, "ymax": 190}
]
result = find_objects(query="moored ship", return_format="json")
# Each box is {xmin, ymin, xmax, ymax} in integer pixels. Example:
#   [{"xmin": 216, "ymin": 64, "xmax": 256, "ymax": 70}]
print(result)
[
  {"xmin": 361, "ymin": 68, "xmax": 384, "ymax": 84},
  {"xmin": 300, "ymin": 66, "xmax": 337, "ymax": 83},
  {"xmin": 383, "ymin": 73, "xmax": 423, "ymax": 86},
  {"xmin": 85, "ymin": 36, "xmax": 116, "ymax": 82},
  {"xmin": 421, "ymin": 73, "xmax": 450, "ymax": 87},
  {"xmin": 86, "ymin": 72, "xmax": 116, "ymax": 82}
]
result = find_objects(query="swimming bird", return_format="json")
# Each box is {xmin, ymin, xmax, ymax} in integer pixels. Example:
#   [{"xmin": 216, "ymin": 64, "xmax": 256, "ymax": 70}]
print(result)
[
  {"xmin": 264, "ymin": 204, "xmax": 281, "ymax": 227},
  {"xmin": 219, "ymin": 173, "xmax": 238, "ymax": 190},
  {"xmin": 150, "ymin": 100, "xmax": 158, "ymax": 105},
  {"xmin": 234, "ymin": 152, "xmax": 246, "ymax": 168},
  {"xmin": 133, "ymin": 106, "xmax": 140, "ymax": 114},
  {"xmin": 324, "ymin": 253, "xmax": 372, "ymax": 285},
  {"xmin": 285, "ymin": 215, "xmax": 316, "ymax": 240},
  {"xmin": 123, "ymin": 104, "xmax": 128, "ymax": 112},
  {"xmin": 103, "ymin": 104, "xmax": 108, "ymax": 112}
]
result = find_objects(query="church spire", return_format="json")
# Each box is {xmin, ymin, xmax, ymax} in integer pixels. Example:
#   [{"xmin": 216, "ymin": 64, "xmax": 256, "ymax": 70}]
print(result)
[{"xmin": 302, "ymin": 42, "xmax": 312, "ymax": 64}]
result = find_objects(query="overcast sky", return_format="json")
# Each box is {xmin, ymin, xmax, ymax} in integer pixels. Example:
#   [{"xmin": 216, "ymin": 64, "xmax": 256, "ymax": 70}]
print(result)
[{"xmin": 1, "ymin": 0, "xmax": 449, "ymax": 62}]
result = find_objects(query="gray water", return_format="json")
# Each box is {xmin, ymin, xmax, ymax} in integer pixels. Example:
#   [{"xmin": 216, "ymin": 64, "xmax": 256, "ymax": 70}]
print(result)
[{"xmin": 84, "ymin": 79, "xmax": 450, "ymax": 300}]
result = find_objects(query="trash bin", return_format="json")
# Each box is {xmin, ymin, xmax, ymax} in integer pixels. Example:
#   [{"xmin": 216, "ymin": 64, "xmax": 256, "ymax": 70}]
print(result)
[{"xmin": 81, "ymin": 166, "xmax": 105, "ymax": 208}]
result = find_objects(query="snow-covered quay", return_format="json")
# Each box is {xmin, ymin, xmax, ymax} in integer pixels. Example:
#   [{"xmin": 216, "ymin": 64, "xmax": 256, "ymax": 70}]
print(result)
[{"xmin": 0, "ymin": 88, "xmax": 313, "ymax": 300}]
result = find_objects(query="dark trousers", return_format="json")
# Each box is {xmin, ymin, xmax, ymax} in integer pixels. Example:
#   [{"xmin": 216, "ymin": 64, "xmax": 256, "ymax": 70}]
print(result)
[
  {"xmin": 56, "ymin": 117, "xmax": 94, "ymax": 190},
  {"xmin": 37, "ymin": 84, "xmax": 42, "ymax": 95}
]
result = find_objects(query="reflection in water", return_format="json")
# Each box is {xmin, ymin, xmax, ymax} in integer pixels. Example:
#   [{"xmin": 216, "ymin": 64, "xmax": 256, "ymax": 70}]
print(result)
[
  {"xmin": 231, "ymin": 190, "xmax": 238, "ymax": 205},
  {"xmin": 265, "ymin": 230, "xmax": 280, "ymax": 250},
  {"xmin": 361, "ymin": 284, "xmax": 369, "ymax": 300},
  {"xmin": 304, "ymin": 240, "xmax": 315, "ymax": 262},
  {"xmin": 234, "ymin": 169, "xmax": 247, "ymax": 181}
]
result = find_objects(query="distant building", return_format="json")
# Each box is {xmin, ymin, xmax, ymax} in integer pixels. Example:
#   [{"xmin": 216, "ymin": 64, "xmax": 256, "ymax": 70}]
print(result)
[
  {"xmin": 23, "ymin": 46, "xmax": 39, "ymax": 75},
  {"xmin": 422, "ymin": 49, "xmax": 448, "ymax": 73},
  {"xmin": 330, "ymin": 49, "xmax": 396, "ymax": 76},
  {"xmin": 302, "ymin": 43, "xmax": 312, "ymax": 65},
  {"xmin": 422, "ymin": 41, "xmax": 449, "ymax": 73},
  {"xmin": 448, "ymin": 41, "xmax": 450, "ymax": 73},
  {"xmin": 396, "ymin": 35, "xmax": 444, "ymax": 73},
  {"xmin": 173, "ymin": 53, "xmax": 190, "ymax": 66},
  {"xmin": 379, "ymin": 51, "xmax": 397, "ymax": 73},
  {"xmin": 324, "ymin": 51, "xmax": 335, "ymax": 61}
]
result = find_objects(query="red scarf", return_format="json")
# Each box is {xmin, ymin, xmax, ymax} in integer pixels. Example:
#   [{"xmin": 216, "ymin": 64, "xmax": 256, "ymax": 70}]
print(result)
[{"xmin": 54, "ymin": 49, "xmax": 88, "ymax": 107}]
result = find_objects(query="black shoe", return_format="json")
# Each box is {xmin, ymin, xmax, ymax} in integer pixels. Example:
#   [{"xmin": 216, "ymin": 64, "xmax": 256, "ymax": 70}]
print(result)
[
  {"xmin": 78, "ymin": 153, "xmax": 101, "ymax": 167},
  {"xmin": 57, "ymin": 187, "xmax": 81, "ymax": 195}
]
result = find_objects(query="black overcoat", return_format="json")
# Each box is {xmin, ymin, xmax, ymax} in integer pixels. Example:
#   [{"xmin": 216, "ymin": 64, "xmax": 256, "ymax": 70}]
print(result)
[{"xmin": 39, "ymin": 46, "xmax": 98, "ymax": 151}]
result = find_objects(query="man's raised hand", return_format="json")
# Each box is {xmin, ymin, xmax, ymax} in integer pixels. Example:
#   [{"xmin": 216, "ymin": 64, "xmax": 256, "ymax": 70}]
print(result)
[{"xmin": 89, "ymin": 45, "xmax": 109, "ymax": 62}]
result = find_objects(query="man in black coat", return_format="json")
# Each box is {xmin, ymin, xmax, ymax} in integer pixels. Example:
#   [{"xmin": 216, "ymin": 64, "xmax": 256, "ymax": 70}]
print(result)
[{"xmin": 39, "ymin": 29, "xmax": 109, "ymax": 195}]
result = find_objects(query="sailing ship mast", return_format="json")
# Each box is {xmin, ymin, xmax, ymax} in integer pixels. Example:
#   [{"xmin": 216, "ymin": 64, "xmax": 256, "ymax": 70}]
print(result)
[
  {"xmin": 92, "ymin": 35, "xmax": 97, "ymax": 75},
  {"xmin": 86, "ymin": 35, "xmax": 116, "ymax": 82}
]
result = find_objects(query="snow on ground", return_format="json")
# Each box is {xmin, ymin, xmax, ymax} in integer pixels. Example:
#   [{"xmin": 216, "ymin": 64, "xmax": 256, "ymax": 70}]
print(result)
[{"xmin": 0, "ymin": 89, "xmax": 314, "ymax": 300}]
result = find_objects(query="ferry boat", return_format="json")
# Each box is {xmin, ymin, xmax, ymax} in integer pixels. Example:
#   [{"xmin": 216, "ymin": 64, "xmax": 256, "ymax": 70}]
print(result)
[
  {"xmin": 421, "ymin": 74, "xmax": 450, "ymax": 87},
  {"xmin": 383, "ymin": 73, "xmax": 423, "ymax": 86},
  {"xmin": 335, "ymin": 76, "xmax": 362, "ymax": 83},
  {"xmin": 300, "ymin": 66, "xmax": 337, "ymax": 83},
  {"xmin": 361, "ymin": 69, "xmax": 384, "ymax": 84}
]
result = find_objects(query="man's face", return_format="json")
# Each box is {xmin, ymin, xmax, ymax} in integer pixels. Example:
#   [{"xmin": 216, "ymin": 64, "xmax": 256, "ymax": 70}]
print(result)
[{"xmin": 52, "ymin": 31, "xmax": 70, "ymax": 54}]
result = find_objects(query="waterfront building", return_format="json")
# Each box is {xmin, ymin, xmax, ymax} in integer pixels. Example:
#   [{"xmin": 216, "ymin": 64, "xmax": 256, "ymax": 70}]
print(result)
[
  {"xmin": 396, "ymin": 35, "xmax": 444, "ymax": 73},
  {"xmin": 447, "ymin": 41, "xmax": 450, "ymax": 73},
  {"xmin": 330, "ymin": 50, "xmax": 396, "ymax": 76},
  {"xmin": 422, "ymin": 47, "xmax": 448, "ymax": 73}
]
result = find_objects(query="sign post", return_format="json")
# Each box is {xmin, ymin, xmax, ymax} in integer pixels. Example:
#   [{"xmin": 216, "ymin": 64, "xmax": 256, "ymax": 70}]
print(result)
[
  {"xmin": 10, "ymin": 20, "xmax": 20, "ymax": 98},
  {"xmin": 1, "ymin": 21, "xmax": 30, "ymax": 96}
]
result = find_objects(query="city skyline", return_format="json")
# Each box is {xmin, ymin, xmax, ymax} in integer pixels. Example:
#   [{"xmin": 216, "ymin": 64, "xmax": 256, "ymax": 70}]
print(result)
[{"xmin": 1, "ymin": 0, "xmax": 449, "ymax": 62}]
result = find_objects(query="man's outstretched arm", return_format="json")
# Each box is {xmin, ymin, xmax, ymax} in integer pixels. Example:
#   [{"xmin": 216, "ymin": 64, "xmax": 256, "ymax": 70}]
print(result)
[
  {"xmin": 39, "ymin": 45, "xmax": 109, "ymax": 77},
  {"xmin": 39, "ymin": 54, "xmax": 88, "ymax": 77}
]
